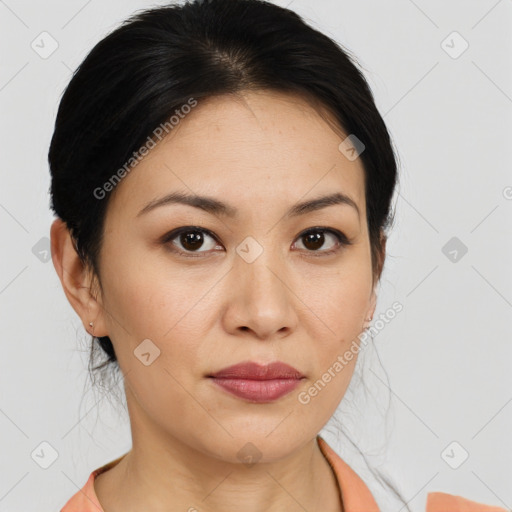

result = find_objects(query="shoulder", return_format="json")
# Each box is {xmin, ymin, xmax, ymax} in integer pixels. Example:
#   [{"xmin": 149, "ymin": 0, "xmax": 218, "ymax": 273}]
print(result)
[
  {"xmin": 426, "ymin": 491, "xmax": 509, "ymax": 512},
  {"xmin": 60, "ymin": 471, "xmax": 102, "ymax": 512},
  {"xmin": 317, "ymin": 436, "xmax": 509, "ymax": 512},
  {"xmin": 60, "ymin": 455, "xmax": 126, "ymax": 512}
]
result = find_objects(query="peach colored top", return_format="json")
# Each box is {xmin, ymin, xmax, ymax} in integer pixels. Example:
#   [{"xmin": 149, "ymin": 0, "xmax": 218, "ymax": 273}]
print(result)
[{"xmin": 60, "ymin": 435, "xmax": 507, "ymax": 512}]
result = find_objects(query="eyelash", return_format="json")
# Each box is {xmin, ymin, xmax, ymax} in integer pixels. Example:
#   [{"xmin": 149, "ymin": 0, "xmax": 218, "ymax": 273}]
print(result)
[{"xmin": 160, "ymin": 226, "xmax": 352, "ymax": 258}]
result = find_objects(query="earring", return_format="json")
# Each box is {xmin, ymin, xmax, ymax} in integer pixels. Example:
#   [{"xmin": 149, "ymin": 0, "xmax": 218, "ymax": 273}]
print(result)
[{"xmin": 89, "ymin": 322, "xmax": 94, "ymax": 327}]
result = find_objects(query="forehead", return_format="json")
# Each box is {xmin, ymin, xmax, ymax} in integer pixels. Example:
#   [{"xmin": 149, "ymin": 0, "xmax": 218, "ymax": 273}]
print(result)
[{"xmin": 107, "ymin": 90, "xmax": 366, "ymax": 221}]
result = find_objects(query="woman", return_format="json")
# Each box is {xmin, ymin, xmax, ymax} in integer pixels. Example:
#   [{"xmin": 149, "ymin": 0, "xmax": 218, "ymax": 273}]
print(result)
[{"xmin": 49, "ymin": 0, "xmax": 506, "ymax": 510}]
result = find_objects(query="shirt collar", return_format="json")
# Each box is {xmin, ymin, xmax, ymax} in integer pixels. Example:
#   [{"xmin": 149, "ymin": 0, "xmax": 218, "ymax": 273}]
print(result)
[{"xmin": 317, "ymin": 435, "xmax": 380, "ymax": 511}]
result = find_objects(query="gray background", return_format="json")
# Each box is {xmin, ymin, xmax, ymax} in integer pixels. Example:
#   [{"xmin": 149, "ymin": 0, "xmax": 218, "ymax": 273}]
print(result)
[{"xmin": 1, "ymin": 0, "xmax": 511, "ymax": 510}]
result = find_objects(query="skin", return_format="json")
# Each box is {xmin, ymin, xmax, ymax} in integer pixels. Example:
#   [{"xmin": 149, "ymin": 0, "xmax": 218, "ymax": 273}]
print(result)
[{"xmin": 51, "ymin": 90, "xmax": 385, "ymax": 512}]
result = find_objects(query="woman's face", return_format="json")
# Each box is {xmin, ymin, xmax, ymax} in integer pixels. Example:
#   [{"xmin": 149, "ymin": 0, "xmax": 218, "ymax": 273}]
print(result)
[{"xmin": 82, "ymin": 91, "xmax": 378, "ymax": 463}]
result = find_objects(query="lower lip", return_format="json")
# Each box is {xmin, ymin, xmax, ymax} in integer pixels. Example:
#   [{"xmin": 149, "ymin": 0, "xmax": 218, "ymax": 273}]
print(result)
[{"xmin": 209, "ymin": 378, "xmax": 302, "ymax": 403}]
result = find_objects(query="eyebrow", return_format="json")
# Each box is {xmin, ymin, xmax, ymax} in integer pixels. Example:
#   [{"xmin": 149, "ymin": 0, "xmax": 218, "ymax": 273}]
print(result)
[{"xmin": 137, "ymin": 191, "xmax": 360, "ymax": 220}]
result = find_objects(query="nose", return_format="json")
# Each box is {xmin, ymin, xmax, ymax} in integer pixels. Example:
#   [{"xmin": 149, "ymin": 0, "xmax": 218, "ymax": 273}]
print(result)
[{"xmin": 221, "ymin": 244, "xmax": 299, "ymax": 341}]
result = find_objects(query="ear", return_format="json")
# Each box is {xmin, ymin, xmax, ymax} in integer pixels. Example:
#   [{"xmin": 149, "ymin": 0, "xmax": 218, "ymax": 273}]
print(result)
[
  {"xmin": 50, "ymin": 218, "xmax": 109, "ymax": 337},
  {"xmin": 363, "ymin": 288, "xmax": 377, "ymax": 331},
  {"xmin": 376, "ymin": 232, "xmax": 387, "ymax": 282},
  {"xmin": 363, "ymin": 232, "xmax": 387, "ymax": 330}
]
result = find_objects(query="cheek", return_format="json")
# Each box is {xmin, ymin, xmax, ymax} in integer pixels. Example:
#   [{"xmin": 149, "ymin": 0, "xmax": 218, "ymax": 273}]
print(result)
[
  {"xmin": 100, "ymin": 258, "xmax": 212, "ymax": 432},
  {"xmin": 99, "ymin": 245, "xmax": 216, "ymax": 378},
  {"xmin": 101, "ymin": 239, "xmax": 187, "ymax": 332},
  {"xmin": 297, "ymin": 280, "xmax": 367, "ymax": 425},
  {"xmin": 295, "ymin": 258, "xmax": 371, "ymax": 400},
  {"xmin": 297, "ymin": 258, "xmax": 372, "ymax": 339}
]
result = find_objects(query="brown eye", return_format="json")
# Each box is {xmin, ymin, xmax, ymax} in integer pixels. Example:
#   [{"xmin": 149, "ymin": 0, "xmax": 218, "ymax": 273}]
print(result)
[
  {"xmin": 180, "ymin": 231, "xmax": 206, "ymax": 251},
  {"xmin": 294, "ymin": 227, "xmax": 350, "ymax": 255},
  {"xmin": 161, "ymin": 225, "xmax": 350, "ymax": 259},
  {"xmin": 162, "ymin": 227, "xmax": 220, "ymax": 255},
  {"xmin": 302, "ymin": 231, "xmax": 326, "ymax": 251}
]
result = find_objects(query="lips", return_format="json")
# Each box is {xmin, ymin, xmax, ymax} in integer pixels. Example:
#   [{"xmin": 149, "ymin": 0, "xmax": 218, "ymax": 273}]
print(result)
[
  {"xmin": 208, "ymin": 361, "xmax": 305, "ymax": 403},
  {"xmin": 208, "ymin": 361, "xmax": 304, "ymax": 380}
]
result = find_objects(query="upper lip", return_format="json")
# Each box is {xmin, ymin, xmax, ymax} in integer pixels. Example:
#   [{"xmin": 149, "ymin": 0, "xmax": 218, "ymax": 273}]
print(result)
[{"xmin": 208, "ymin": 361, "xmax": 304, "ymax": 380}]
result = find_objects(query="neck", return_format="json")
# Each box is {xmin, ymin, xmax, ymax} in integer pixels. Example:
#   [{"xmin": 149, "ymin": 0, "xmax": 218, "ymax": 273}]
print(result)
[{"xmin": 94, "ymin": 391, "xmax": 343, "ymax": 512}]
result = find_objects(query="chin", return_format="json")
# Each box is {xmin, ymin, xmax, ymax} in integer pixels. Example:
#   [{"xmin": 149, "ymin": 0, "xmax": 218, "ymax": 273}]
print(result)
[{"xmin": 194, "ymin": 428, "xmax": 312, "ymax": 466}]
